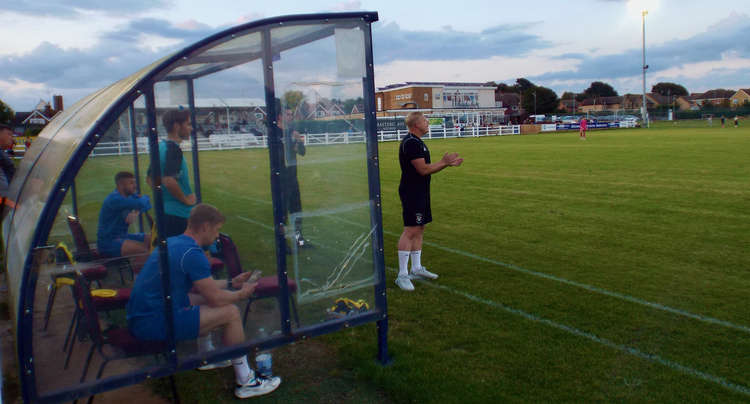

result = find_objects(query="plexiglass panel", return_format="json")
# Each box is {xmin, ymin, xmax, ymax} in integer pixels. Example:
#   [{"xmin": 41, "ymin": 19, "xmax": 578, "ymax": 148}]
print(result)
[
  {"xmin": 33, "ymin": 102, "xmax": 167, "ymax": 396},
  {"xmin": 271, "ymin": 23, "xmax": 375, "ymax": 329}
]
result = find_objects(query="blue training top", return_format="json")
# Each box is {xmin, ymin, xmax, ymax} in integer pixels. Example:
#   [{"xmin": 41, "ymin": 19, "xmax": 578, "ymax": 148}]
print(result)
[
  {"xmin": 159, "ymin": 139, "xmax": 193, "ymax": 218},
  {"xmin": 97, "ymin": 190, "xmax": 151, "ymax": 243},
  {"xmin": 126, "ymin": 234, "xmax": 211, "ymax": 323}
]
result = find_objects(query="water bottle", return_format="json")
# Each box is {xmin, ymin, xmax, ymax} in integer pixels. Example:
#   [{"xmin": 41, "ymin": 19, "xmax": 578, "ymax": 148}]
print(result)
[{"xmin": 255, "ymin": 328, "xmax": 273, "ymax": 378}]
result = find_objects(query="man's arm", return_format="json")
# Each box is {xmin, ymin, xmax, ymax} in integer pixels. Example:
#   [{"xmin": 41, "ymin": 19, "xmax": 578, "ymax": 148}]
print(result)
[
  {"xmin": 162, "ymin": 176, "xmax": 196, "ymax": 205},
  {"xmin": 410, "ymin": 152, "xmax": 463, "ymax": 176},
  {"xmin": 192, "ymin": 276, "xmax": 255, "ymax": 307}
]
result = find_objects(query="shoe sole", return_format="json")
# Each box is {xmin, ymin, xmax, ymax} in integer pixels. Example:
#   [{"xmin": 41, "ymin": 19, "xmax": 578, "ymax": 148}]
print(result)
[
  {"xmin": 235, "ymin": 377, "xmax": 282, "ymax": 399},
  {"xmin": 395, "ymin": 279, "xmax": 415, "ymax": 291},
  {"xmin": 197, "ymin": 361, "xmax": 232, "ymax": 371}
]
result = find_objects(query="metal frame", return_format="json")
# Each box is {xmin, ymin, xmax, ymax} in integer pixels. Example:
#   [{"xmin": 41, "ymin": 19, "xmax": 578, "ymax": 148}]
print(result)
[{"xmin": 12, "ymin": 12, "xmax": 383, "ymax": 403}]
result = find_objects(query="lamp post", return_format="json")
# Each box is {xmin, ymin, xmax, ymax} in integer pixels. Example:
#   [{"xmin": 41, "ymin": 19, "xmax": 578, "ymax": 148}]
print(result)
[{"xmin": 642, "ymin": 10, "xmax": 649, "ymax": 128}]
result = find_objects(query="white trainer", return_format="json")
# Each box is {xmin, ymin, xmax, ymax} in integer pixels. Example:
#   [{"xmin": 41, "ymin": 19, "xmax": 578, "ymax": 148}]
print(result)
[
  {"xmin": 411, "ymin": 266, "xmax": 438, "ymax": 280},
  {"xmin": 197, "ymin": 359, "xmax": 232, "ymax": 371},
  {"xmin": 395, "ymin": 275, "xmax": 415, "ymax": 291},
  {"xmin": 235, "ymin": 375, "xmax": 282, "ymax": 399}
]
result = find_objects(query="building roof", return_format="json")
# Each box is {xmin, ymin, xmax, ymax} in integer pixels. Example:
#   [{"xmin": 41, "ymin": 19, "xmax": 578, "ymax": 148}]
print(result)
[
  {"xmin": 378, "ymin": 81, "xmax": 495, "ymax": 91},
  {"xmin": 580, "ymin": 96, "xmax": 622, "ymax": 106},
  {"xmin": 692, "ymin": 89, "xmax": 735, "ymax": 100}
]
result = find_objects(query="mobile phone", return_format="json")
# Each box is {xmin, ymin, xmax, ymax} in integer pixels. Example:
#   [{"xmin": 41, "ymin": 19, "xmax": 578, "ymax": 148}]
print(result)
[{"xmin": 247, "ymin": 270, "xmax": 262, "ymax": 283}]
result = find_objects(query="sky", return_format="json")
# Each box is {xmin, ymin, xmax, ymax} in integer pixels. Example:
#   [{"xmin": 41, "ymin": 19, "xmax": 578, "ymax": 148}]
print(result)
[{"xmin": 1, "ymin": 0, "xmax": 749, "ymax": 111}]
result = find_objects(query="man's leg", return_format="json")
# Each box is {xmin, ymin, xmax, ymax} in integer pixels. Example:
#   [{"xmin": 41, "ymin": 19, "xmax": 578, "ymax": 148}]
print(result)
[
  {"xmin": 396, "ymin": 226, "xmax": 422, "ymax": 291},
  {"xmin": 121, "ymin": 239, "xmax": 150, "ymax": 268}
]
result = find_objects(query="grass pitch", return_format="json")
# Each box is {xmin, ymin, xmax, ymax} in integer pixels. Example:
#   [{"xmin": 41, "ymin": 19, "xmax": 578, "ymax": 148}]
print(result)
[{"xmin": 61, "ymin": 121, "xmax": 750, "ymax": 402}]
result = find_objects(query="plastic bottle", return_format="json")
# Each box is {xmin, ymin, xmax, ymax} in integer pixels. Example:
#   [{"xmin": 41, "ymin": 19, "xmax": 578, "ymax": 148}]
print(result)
[{"xmin": 255, "ymin": 328, "xmax": 273, "ymax": 378}]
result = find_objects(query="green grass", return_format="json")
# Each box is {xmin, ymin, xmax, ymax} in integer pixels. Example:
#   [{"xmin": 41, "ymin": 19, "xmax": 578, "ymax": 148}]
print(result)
[{"xmin": 48, "ymin": 121, "xmax": 750, "ymax": 402}]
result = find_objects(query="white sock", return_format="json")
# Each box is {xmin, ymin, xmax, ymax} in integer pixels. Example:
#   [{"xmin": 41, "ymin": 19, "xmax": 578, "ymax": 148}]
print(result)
[
  {"xmin": 410, "ymin": 250, "xmax": 422, "ymax": 272},
  {"xmin": 232, "ymin": 356, "xmax": 255, "ymax": 385},
  {"xmin": 198, "ymin": 334, "xmax": 215, "ymax": 352},
  {"xmin": 398, "ymin": 250, "xmax": 410, "ymax": 277}
]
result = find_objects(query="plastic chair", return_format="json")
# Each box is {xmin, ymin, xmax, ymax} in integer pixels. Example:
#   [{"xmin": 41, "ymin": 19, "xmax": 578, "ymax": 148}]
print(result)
[
  {"xmin": 42, "ymin": 243, "xmax": 109, "ymax": 331},
  {"xmin": 216, "ymin": 233, "xmax": 299, "ymax": 326},
  {"xmin": 66, "ymin": 216, "xmax": 133, "ymax": 284},
  {"xmin": 72, "ymin": 273, "xmax": 166, "ymax": 384}
]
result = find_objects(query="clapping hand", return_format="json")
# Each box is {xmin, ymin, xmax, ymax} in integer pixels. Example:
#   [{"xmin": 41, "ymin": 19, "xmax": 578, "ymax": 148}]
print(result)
[{"xmin": 441, "ymin": 152, "xmax": 464, "ymax": 167}]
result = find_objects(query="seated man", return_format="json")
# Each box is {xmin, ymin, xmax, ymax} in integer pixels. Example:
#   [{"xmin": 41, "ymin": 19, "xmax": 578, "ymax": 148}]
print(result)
[
  {"xmin": 126, "ymin": 204, "xmax": 281, "ymax": 399},
  {"xmin": 97, "ymin": 171, "xmax": 152, "ymax": 263}
]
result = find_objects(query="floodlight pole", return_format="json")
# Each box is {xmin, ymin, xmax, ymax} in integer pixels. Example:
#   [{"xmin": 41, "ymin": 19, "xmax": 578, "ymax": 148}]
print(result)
[
  {"xmin": 533, "ymin": 91, "xmax": 537, "ymax": 116},
  {"xmin": 642, "ymin": 10, "xmax": 649, "ymax": 128}
]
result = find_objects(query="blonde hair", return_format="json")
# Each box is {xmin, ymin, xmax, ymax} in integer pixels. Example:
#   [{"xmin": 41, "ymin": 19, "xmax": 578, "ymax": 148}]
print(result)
[{"xmin": 405, "ymin": 112, "xmax": 425, "ymax": 129}]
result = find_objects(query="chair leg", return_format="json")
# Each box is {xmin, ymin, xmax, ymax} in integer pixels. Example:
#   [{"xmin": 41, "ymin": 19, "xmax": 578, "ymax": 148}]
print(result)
[
  {"xmin": 42, "ymin": 285, "xmax": 58, "ymax": 331},
  {"xmin": 95, "ymin": 358, "xmax": 110, "ymax": 380},
  {"xmin": 169, "ymin": 375, "xmax": 181, "ymax": 404},
  {"xmin": 80, "ymin": 344, "xmax": 96, "ymax": 382},
  {"xmin": 289, "ymin": 296, "xmax": 300, "ymax": 327},
  {"xmin": 63, "ymin": 307, "xmax": 79, "ymax": 352},
  {"xmin": 242, "ymin": 299, "xmax": 253, "ymax": 326}
]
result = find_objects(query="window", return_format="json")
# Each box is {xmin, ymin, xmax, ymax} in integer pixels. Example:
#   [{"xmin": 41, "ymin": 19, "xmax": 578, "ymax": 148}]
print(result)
[{"xmin": 424, "ymin": 93, "xmax": 429, "ymax": 102}]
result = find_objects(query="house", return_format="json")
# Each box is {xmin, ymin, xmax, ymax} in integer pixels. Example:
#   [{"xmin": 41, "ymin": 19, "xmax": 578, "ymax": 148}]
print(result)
[
  {"xmin": 730, "ymin": 89, "xmax": 750, "ymax": 107},
  {"xmin": 557, "ymin": 99, "xmax": 578, "ymax": 114},
  {"xmin": 683, "ymin": 89, "xmax": 735, "ymax": 109},
  {"xmin": 11, "ymin": 95, "xmax": 64, "ymax": 135},
  {"xmin": 496, "ymin": 92, "xmax": 522, "ymax": 117},
  {"xmin": 579, "ymin": 96, "xmax": 623, "ymax": 113}
]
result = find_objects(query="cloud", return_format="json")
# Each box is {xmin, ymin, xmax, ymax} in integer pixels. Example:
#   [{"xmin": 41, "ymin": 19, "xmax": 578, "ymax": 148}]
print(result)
[
  {"xmin": 372, "ymin": 21, "xmax": 552, "ymax": 64},
  {"xmin": 0, "ymin": 16, "xmax": 224, "ymax": 109},
  {"xmin": 529, "ymin": 13, "xmax": 750, "ymax": 91},
  {"xmin": 1, "ymin": 0, "xmax": 171, "ymax": 18},
  {"xmin": 331, "ymin": 1, "xmax": 363, "ymax": 11}
]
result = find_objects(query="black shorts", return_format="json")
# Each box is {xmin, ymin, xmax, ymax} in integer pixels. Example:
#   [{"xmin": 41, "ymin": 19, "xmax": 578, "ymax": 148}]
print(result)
[
  {"xmin": 400, "ymin": 189, "xmax": 431, "ymax": 227},
  {"xmin": 163, "ymin": 214, "xmax": 188, "ymax": 238}
]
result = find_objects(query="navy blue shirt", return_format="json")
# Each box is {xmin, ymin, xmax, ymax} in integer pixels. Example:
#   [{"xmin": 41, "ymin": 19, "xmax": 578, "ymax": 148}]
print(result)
[
  {"xmin": 398, "ymin": 133, "xmax": 431, "ymax": 194},
  {"xmin": 127, "ymin": 234, "xmax": 211, "ymax": 322},
  {"xmin": 97, "ymin": 190, "xmax": 150, "ymax": 242}
]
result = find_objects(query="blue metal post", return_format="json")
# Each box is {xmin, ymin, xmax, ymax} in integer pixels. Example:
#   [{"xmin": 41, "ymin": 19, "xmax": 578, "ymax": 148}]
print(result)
[
  {"xmin": 144, "ymin": 86, "xmax": 178, "ymax": 365},
  {"xmin": 362, "ymin": 21, "xmax": 390, "ymax": 365},
  {"xmin": 129, "ymin": 104, "xmax": 144, "ymax": 232},
  {"xmin": 187, "ymin": 80, "xmax": 202, "ymax": 203},
  {"xmin": 261, "ymin": 28, "xmax": 293, "ymax": 335}
]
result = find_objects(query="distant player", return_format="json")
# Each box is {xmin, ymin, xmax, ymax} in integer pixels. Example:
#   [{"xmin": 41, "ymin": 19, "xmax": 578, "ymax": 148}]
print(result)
[
  {"xmin": 721, "ymin": 116, "xmax": 726, "ymax": 128},
  {"xmin": 734, "ymin": 116, "xmax": 739, "ymax": 128},
  {"xmin": 396, "ymin": 112, "xmax": 463, "ymax": 291},
  {"xmin": 579, "ymin": 117, "xmax": 587, "ymax": 140}
]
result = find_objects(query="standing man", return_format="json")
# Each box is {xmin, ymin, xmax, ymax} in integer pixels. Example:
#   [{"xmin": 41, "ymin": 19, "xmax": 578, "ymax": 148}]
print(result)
[
  {"xmin": 734, "ymin": 115, "xmax": 740, "ymax": 128},
  {"xmin": 396, "ymin": 112, "xmax": 463, "ymax": 291},
  {"xmin": 0, "ymin": 124, "xmax": 16, "ymax": 200},
  {"xmin": 97, "ymin": 171, "xmax": 152, "ymax": 263},
  {"xmin": 127, "ymin": 204, "xmax": 282, "ymax": 399},
  {"xmin": 150, "ymin": 109, "xmax": 196, "ymax": 237},
  {"xmin": 579, "ymin": 117, "xmax": 587, "ymax": 140},
  {"xmin": 283, "ymin": 125, "xmax": 309, "ymax": 247}
]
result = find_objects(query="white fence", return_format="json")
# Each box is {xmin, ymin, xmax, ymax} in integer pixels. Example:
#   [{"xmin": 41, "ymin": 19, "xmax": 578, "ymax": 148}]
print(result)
[{"xmin": 89, "ymin": 125, "xmax": 522, "ymax": 157}]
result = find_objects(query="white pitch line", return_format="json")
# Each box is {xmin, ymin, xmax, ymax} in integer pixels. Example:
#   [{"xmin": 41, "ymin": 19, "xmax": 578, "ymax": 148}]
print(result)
[
  {"xmin": 229, "ymin": 214, "xmax": 750, "ymax": 397},
  {"xmin": 400, "ymin": 268, "xmax": 750, "ymax": 398},
  {"xmin": 219, "ymin": 190, "xmax": 750, "ymax": 334},
  {"xmin": 327, "ymin": 215, "xmax": 750, "ymax": 334},
  {"xmin": 236, "ymin": 215, "xmax": 274, "ymax": 231}
]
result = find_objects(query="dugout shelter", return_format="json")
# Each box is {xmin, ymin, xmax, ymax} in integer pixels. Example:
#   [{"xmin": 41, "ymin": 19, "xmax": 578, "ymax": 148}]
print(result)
[{"xmin": 1, "ymin": 12, "xmax": 388, "ymax": 402}]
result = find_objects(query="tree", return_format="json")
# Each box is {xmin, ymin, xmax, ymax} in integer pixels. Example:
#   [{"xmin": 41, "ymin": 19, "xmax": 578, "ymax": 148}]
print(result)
[
  {"xmin": 496, "ymin": 83, "xmax": 514, "ymax": 93},
  {"xmin": 651, "ymin": 82, "xmax": 688, "ymax": 97},
  {"xmin": 282, "ymin": 90, "xmax": 305, "ymax": 111},
  {"xmin": 560, "ymin": 91, "xmax": 577, "ymax": 100},
  {"xmin": 521, "ymin": 86, "xmax": 558, "ymax": 115},
  {"xmin": 515, "ymin": 78, "xmax": 536, "ymax": 93},
  {"xmin": 582, "ymin": 81, "xmax": 618, "ymax": 99},
  {"xmin": 0, "ymin": 98, "xmax": 14, "ymax": 124}
]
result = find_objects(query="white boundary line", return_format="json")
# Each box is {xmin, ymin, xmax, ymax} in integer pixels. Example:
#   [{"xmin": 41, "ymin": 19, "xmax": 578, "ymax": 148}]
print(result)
[
  {"xmin": 222, "ymin": 187, "xmax": 750, "ymax": 334},
  {"xmin": 232, "ymin": 212, "xmax": 750, "ymax": 397},
  {"xmin": 399, "ymin": 267, "xmax": 750, "ymax": 398},
  {"xmin": 328, "ymin": 216, "xmax": 750, "ymax": 334}
]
